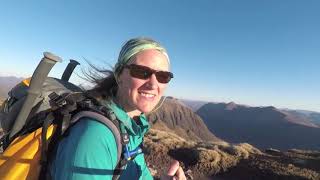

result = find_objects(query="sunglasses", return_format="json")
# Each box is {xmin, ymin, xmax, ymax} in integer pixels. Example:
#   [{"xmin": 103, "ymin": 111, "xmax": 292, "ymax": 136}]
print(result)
[{"xmin": 124, "ymin": 64, "xmax": 174, "ymax": 83}]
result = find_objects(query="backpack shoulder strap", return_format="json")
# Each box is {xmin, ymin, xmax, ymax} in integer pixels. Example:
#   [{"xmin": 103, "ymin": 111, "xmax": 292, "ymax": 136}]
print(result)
[
  {"xmin": 47, "ymin": 91, "xmax": 123, "ymax": 163},
  {"xmin": 44, "ymin": 93, "xmax": 129, "ymax": 180},
  {"xmin": 71, "ymin": 110, "xmax": 127, "ymax": 180},
  {"xmin": 70, "ymin": 111, "xmax": 122, "ymax": 163}
]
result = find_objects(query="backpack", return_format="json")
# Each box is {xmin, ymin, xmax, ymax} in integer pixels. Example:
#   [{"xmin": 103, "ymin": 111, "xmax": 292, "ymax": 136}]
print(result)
[{"xmin": 0, "ymin": 52, "xmax": 142, "ymax": 180}]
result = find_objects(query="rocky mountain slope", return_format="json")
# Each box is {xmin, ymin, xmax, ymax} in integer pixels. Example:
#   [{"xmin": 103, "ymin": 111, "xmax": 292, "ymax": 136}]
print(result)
[
  {"xmin": 147, "ymin": 97, "xmax": 221, "ymax": 142},
  {"xmin": 144, "ymin": 126, "xmax": 320, "ymax": 180}
]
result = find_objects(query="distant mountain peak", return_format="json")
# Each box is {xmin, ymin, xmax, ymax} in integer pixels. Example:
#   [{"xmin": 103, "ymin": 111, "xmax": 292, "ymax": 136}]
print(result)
[
  {"xmin": 0, "ymin": 76, "xmax": 24, "ymax": 99},
  {"xmin": 264, "ymin": 106, "xmax": 277, "ymax": 110},
  {"xmin": 226, "ymin": 101, "xmax": 238, "ymax": 110}
]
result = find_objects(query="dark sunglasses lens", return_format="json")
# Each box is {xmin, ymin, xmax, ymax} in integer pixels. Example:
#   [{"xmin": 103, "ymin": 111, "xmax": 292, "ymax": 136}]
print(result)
[
  {"xmin": 127, "ymin": 64, "xmax": 173, "ymax": 83},
  {"xmin": 129, "ymin": 65, "xmax": 152, "ymax": 79},
  {"xmin": 155, "ymin": 71, "xmax": 172, "ymax": 83}
]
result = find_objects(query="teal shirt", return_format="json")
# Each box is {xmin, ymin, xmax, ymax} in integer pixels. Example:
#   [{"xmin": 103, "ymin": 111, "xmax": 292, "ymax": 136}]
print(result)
[{"xmin": 50, "ymin": 100, "xmax": 153, "ymax": 180}]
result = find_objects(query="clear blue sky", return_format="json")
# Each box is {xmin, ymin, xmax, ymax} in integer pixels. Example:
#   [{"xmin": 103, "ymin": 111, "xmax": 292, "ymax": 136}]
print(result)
[{"xmin": 0, "ymin": 0, "xmax": 319, "ymax": 112}]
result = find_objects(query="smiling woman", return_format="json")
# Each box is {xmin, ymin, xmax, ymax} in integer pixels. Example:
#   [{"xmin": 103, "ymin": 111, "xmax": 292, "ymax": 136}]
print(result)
[
  {"xmin": 50, "ymin": 37, "xmax": 186, "ymax": 180},
  {"xmin": 116, "ymin": 49, "xmax": 171, "ymax": 117}
]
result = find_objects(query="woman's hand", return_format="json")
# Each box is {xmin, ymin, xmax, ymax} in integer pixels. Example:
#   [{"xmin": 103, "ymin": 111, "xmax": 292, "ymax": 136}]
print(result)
[{"xmin": 160, "ymin": 160, "xmax": 186, "ymax": 180}]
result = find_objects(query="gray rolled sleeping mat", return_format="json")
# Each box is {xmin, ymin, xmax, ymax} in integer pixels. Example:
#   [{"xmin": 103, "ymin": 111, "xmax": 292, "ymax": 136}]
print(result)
[{"xmin": 9, "ymin": 52, "xmax": 62, "ymax": 139}]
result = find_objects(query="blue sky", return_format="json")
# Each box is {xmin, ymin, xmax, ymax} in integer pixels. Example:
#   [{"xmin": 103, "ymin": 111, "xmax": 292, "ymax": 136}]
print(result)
[{"xmin": 0, "ymin": 0, "xmax": 319, "ymax": 112}]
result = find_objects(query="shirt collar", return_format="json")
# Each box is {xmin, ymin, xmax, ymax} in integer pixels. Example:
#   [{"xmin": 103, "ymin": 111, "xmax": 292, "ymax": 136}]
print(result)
[{"xmin": 105, "ymin": 100, "xmax": 150, "ymax": 136}]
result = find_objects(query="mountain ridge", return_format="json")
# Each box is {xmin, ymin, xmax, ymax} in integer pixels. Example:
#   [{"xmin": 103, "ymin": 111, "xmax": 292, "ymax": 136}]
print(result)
[
  {"xmin": 196, "ymin": 102, "xmax": 320, "ymax": 150},
  {"xmin": 147, "ymin": 97, "xmax": 222, "ymax": 142},
  {"xmin": 0, "ymin": 76, "xmax": 24, "ymax": 100}
]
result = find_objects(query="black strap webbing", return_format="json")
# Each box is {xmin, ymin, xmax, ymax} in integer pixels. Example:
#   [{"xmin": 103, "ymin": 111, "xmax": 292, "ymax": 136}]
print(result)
[{"xmin": 39, "ymin": 112, "xmax": 55, "ymax": 180}]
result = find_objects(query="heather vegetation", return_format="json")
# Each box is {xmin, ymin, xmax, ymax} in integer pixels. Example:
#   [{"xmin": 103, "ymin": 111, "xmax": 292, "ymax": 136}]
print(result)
[{"xmin": 145, "ymin": 126, "xmax": 320, "ymax": 180}]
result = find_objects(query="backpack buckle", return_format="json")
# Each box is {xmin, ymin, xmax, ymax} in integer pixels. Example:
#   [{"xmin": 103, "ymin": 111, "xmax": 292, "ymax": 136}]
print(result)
[
  {"xmin": 121, "ymin": 133, "xmax": 129, "ymax": 144},
  {"xmin": 123, "ymin": 144, "xmax": 143, "ymax": 161},
  {"xmin": 49, "ymin": 92, "xmax": 67, "ymax": 108}
]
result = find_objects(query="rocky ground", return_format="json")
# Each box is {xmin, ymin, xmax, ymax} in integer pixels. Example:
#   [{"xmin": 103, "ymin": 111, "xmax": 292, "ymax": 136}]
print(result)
[{"xmin": 144, "ymin": 128, "xmax": 320, "ymax": 180}]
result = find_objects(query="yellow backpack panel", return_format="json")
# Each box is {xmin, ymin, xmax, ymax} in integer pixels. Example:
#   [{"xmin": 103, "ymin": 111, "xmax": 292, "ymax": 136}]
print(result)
[{"xmin": 0, "ymin": 125, "xmax": 54, "ymax": 180}]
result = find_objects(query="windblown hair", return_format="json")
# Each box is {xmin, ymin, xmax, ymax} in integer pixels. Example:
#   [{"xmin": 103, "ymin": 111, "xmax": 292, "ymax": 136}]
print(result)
[{"xmin": 83, "ymin": 63, "xmax": 118, "ymax": 101}]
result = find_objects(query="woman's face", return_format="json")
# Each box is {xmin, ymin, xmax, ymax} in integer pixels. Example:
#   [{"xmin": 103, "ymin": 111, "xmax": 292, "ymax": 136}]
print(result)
[{"xmin": 116, "ymin": 49, "xmax": 170, "ymax": 114}]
